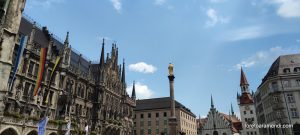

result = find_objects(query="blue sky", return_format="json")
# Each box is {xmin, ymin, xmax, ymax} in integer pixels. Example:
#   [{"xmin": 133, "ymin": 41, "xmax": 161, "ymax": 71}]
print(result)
[{"xmin": 24, "ymin": 0, "xmax": 300, "ymax": 118}]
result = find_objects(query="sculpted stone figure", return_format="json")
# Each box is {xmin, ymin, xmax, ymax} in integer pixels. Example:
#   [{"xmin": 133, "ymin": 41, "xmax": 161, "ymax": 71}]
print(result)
[{"xmin": 168, "ymin": 63, "xmax": 174, "ymax": 76}]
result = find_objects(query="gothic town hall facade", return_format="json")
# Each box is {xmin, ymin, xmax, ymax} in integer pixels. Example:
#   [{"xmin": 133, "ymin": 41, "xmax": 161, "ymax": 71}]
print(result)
[{"xmin": 0, "ymin": 0, "xmax": 136, "ymax": 135}]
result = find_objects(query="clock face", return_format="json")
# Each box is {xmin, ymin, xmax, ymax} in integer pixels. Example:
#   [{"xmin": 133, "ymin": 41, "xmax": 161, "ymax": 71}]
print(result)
[{"xmin": 246, "ymin": 119, "xmax": 253, "ymax": 124}]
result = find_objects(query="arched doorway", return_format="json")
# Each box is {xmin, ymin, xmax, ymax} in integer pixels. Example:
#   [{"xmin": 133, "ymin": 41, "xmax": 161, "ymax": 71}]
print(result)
[
  {"xmin": 293, "ymin": 123, "xmax": 300, "ymax": 135},
  {"xmin": 27, "ymin": 130, "xmax": 38, "ymax": 135},
  {"xmin": 49, "ymin": 132, "xmax": 57, "ymax": 135},
  {"xmin": 213, "ymin": 131, "xmax": 218, "ymax": 135},
  {"xmin": 0, "ymin": 128, "xmax": 18, "ymax": 135}
]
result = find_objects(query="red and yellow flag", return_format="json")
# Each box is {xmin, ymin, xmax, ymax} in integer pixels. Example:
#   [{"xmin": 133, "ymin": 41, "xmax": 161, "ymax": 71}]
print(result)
[{"xmin": 33, "ymin": 48, "xmax": 47, "ymax": 96}]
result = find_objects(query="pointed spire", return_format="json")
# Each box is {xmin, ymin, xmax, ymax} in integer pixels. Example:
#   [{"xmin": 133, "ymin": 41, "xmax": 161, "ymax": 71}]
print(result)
[
  {"xmin": 237, "ymin": 92, "xmax": 240, "ymax": 99},
  {"xmin": 131, "ymin": 81, "xmax": 136, "ymax": 100},
  {"xmin": 111, "ymin": 43, "xmax": 115, "ymax": 58},
  {"xmin": 211, "ymin": 94, "xmax": 214, "ymax": 109},
  {"xmin": 231, "ymin": 103, "xmax": 234, "ymax": 115},
  {"xmin": 240, "ymin": 67, "xmax": 249, "ymax": 86},
  {"xmin": 100, "ymin": 38, "xmax": 105, "ymax": 68},
  {"xmin": 115, "ymin": 47, "xmax": 119, "ymax": 69},
  {"xmin": 121, "ymin": 59, "xmax": 126, "ymax": 84},
  {"xmin": 106, "ymin": 53, "xmax": 109, "ymax": 62},
  {"xmin": 64, "ymin": 31, "xmax": 69, "ymax": 46}
]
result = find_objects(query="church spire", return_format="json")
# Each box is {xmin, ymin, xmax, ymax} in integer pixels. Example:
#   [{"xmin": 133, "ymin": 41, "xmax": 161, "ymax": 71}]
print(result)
[
  {"xmin": 100, "ymin": 38, "xmax": 105, "ymax": 68},
  {"xmin": 240, "ymin": 67, "xmax": 249, "ymax": 86},
  {"xmin": 64, "ymin": 31, "xmax": 69, "ymax": 46},
  {"xmin": 121, "ymin": 59, "xmax": 126, "ymax": 86},
  {"xmin": 231, "ymin": 103, "xmax": 234, "ymax": 115},
  {"xmin": 211, "ymin": 94, "xmax": 214, "ymax": 109},
  {"xmin": 131, "ymin": 81, "xmax": 136, "ymax": 100},
  {"xmin": 240, "ymin": 67, "xmax": 250, "ymax": 93}
]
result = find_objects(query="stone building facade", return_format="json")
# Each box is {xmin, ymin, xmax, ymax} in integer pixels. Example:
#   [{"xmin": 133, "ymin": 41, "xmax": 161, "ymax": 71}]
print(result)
[
  {"xmin": 254, "ymin": 54, "xmax": 300, "ymax": 135},
  {"xmin": 0, "ymin": 0, "xmax": 136, "ymax": 135},
  {"xmin": 134, "ymin": 97, "xmax": 197, "ymax": 135},
  {"xmin": 200, "ymin": 96, "xmax": 242, "ymax": 135}
]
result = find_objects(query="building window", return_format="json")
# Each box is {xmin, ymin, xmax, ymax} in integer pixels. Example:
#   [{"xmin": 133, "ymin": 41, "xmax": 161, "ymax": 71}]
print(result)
[
  {"xmin": 273, "ymin": 96, "xmax": 279, "ymax": 103},
  {"xmin": 164, "ymin": 112, "xmax": 167, "ymax": 117},
  {"xmin": 141, "ymin": 114, "xmax": 144, "ymax": 119},
  {"xmin": 250, "ymin": 110, "xmax": 253, "ymax": 114},
  {"xmin": 271, "ymin": 82, "xmax": 279, "ymax": 91},
  {"xmin": 148, "ymin": 121, "xmax": 151, "ymax": 126},
  {"xmin": 23, "ymin": 82, "xmax": 30, "ymax": 97},
  {"xmin": 34, "ymin": 64, "xmax": 39, "ymax": 77},
  {"xmin": 156, "ymin": 120, "xmax": 159, "ymax": 126},
  {"xmin": 164, "ymin": 128, "xmax": 167, "ymax": 134},
  {"xmin": 156, "ymin": 129, "xmax": 159, "ymax": 134},
  {"xmin": 164, "ymin": 120, "xmax": 167, "ymax": 125},
  {"xmin": 140, "ymin": 120, "xmax": 144, "ymax": 126},
  {"xmin": 148, "ymin": 129, "xmax": 151, "ymax": 134},
  {"xmin": 28, "ymin": 61, "xmax": 34, "ymax": 76},
  {"xmin": 294, "ymin": 67, "xmax": 300, "ymax": 72},
  {"xmin": 148, "ymin": 113, "xmax": 151, "ymax": 118},
  {"xmin": 283, "ymin": 80, "xmax": 291, "ymax": 88},
  {"xmin": 140, "ymin": 129, "xmax": 144, "ymax": 135},
  {"xmin": 291, "ymin": 108, "xmax": 299, "ymax": 118},
  {"xmin": 156, "ymin": 112, "xmax": 159, "ymax": 117},
  {"xmin": 244, "ymin": 111, "xmax": 246, "ymax": 114},
  {"xmin": 296, "ymin": 80, "xmax": 300, "ymax": 87},
  {"xmin": 287, "ymin": 94, "xmax": 295, "ymax": 103},
  {"xmin": 276, "ymin": 111, "xmax": 281, "ymax": 118},
  {"xmin": 47, "ymin": 69, "xmax": 51, "ymax": 81},
  {"xmin": 283, "ymin": 68, "xmax": 291, "ymax": 73}
]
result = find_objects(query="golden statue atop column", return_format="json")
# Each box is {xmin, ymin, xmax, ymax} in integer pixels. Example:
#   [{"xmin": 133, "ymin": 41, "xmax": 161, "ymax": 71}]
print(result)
[
  {"xmin": 168, "ymin": 63, "xmax": 174, "ymax": 76},
  {"xmin": 168, "ymin": 63, "xmax": 177, "ymax": 135}
]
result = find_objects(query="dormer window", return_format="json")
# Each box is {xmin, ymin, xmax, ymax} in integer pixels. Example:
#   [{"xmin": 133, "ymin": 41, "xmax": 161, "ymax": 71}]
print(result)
[
  {"xmin": 283, "ymin": 68, "xmax": 290, "ymax": 73},
  {"xmin": 294, "ymin": 67, "xmax": 300, "ymax": 72}
]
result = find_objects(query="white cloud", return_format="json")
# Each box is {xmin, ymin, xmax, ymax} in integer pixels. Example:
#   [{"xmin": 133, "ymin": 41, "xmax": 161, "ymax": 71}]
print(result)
[
  {"xmin": 126, "ymin": 82, "xmax": 154, "ymax": 99},
  {"xmin": 205, "ymin": 8, "xmax": 230, "ymax": 28},
  {"xmin": 233, "ymin": 46, "xmax": 300, "ymax": 70},
  {"xmin": 129, "ymin": 62, "xmax": 157, "ymax": 74},
  {"xmin": 228, "ymin": 26, "xmax": 264, "ymax": 41},
  {"xmin": 269, "ymin": 0, "xmax": 300, "ymax": 18},
  {"xmin": 27, "ymin": 0, "xmax": 65, "ymax": 8},
  {"xmin": 154, "ymin": 0, "xmax": 167, "ymax": 5},
  {"xmin": 110, "ymin": 0, "xmax": 122, "ymax": 13}
]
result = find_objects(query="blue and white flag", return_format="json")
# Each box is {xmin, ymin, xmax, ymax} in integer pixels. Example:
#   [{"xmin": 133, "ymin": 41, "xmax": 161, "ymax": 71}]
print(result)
[
  {"xmin": 65, "ymin": 121, "xmax": 71, "ymax": 135},
  {"xmin": 8, "ymin": 35, "xmax": 28, "ymax": 90},
  {"xmin": 38, "ymin": 117, "xmax": 49, "ymax": 135}
]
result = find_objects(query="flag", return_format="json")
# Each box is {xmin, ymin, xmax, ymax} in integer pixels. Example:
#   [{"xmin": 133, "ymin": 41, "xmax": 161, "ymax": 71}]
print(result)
[
  {"xmin": 45, "ymin": 57, "xmax": 61, "ymax": 104},
  {"xmin": 65, "ymin": 121, "xmax": 71, "ymax": 135},
  {"xmin": 48, "ymin": 57, "xmax": 61, "ymax": 87},
  {"xmin": 8, "ymin": 35, "xmax": 28, "ymax": 90},
  {"xmin": 33, "ymin": 48, "xmax": 47, "ymax": 96},
  {"xmin": 85, "ymin": 125, "xmax": 89, "ymax": 135},
  {"xmin": 38, "ymin": 117, "xmax": 49, "ymax": 135}
]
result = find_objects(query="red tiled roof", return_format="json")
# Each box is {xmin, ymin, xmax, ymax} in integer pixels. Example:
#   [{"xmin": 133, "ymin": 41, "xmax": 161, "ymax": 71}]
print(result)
[
  {"xmin": 240, "ymin": 68, "xmax": 249, "ymax": 86},
  {"xmin": 239, "ymin": 93, "xmax": 254, "ymax": 104},
  {"xmin": 220, "ymin": 113, "xmax": 243, "ymax": 133}
]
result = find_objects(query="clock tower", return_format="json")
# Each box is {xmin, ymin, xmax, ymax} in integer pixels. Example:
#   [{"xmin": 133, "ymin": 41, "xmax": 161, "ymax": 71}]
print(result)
[{"xmin": 237, "ymin": 68, "xmax": 260, "ymax": 135}]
